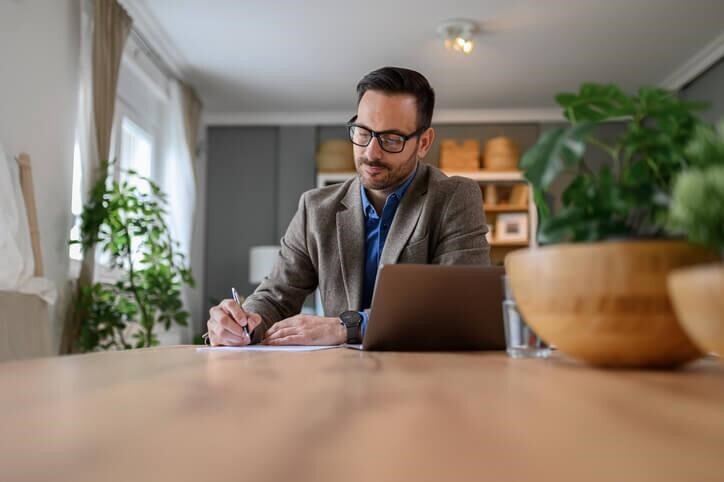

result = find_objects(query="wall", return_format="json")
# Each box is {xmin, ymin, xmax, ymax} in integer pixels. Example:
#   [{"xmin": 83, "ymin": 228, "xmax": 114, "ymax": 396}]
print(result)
[
  {"xmin": 277, "ymin": 126, "xmax": 317, "ymax": 238},
  {"xmin": 206, "ymin": 127, "xmax": 278, "ymax": 310},
  {"xmin": 680, "ymin": 58, "xmax": 724, "ymax": 123},
  {"xmin": 204, "ymin": 125, "xmax": 317, "ymax": 323},
  {"xmin": 0, "ymin": 0, "xmax": 80, "ymax": 350}
]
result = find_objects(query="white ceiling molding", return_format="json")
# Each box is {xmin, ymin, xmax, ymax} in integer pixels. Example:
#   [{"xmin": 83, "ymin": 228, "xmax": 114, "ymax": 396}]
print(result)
[
  {"xmin": 433, "ymin": 109, "xmax": 565, "ymax": 124},
  {"xmin": 660, "ymin": 29, "xmax": 724, "ymax": 91},
  {"xmin": 121, "ymin": 35, "xmax": 170, "ymax": 102},
  {"xmin": 204, "ymin": 111, "xmax": 350, "ymax": 126},
  {"xmin": 118, "ymin": 0, "xmax": 188, "ymax": 81},
  {"xmin": 203, "ymin": 108, "xmax": 565, "ymax": 126}
]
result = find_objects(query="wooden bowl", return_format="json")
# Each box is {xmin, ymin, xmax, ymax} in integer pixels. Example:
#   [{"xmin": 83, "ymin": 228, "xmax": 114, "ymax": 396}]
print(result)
[
  {"xmin": 668, "ymin": 263, "xmax": 724, "ymax": 359},
  {"xmin": 505, "ymin": 241, "xmax": 719, "ymax": 368}
]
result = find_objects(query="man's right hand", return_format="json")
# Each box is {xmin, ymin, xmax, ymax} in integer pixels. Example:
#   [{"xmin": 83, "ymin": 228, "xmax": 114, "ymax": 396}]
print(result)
[{"xmin": 207, "ymin": 299, "xmax": 263, "ymax": 346}]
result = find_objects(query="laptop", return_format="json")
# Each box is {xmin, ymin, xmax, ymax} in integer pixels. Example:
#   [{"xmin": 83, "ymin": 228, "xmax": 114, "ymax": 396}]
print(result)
[{"xmin": 349, "ymin": 264, "xmax": 507, "ymax": 351}]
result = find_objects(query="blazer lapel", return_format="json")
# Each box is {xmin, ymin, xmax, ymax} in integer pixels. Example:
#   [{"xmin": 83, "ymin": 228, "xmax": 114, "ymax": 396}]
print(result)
[
  {"xmin": 380, "ymin": 163, "xmax": 429, "ymax": 266},
  {"xmin": 336, "ymin": 178, "xmax": 365, "ymax": 310}
]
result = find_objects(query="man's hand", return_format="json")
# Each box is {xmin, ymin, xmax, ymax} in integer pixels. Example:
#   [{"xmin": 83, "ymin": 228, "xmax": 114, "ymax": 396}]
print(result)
[
  {"xmin": 207, "ymin": 299, "xmax": 263, "ymax": 346},
  {"xmin": 263, "ymin": 314, "xmax": 346, "ymax": 346}
]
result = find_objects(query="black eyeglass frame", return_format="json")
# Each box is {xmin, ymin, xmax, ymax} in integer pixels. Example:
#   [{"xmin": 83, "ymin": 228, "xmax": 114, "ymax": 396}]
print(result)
[{"xmin": 346, "ymin": 115, "xmax": 429, "ymax": 153}]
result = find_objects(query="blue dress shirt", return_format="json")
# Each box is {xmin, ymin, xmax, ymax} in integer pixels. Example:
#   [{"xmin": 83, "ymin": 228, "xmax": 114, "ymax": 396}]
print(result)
[{"xmin": 358, "ymin": 166, "xmax": 417, "ymax": 336}]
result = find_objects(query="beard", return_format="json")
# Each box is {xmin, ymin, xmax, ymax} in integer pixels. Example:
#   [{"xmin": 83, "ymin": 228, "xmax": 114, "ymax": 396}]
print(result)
[{"xmin": 355, "ymin": 148, "xmax": 418, "ymax": 192}]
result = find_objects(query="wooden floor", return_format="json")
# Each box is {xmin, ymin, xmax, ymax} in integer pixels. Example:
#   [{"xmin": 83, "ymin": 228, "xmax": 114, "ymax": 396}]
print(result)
[{"xmin": 1, "ymin": 346, "xmax": 723, "ymax": 482}]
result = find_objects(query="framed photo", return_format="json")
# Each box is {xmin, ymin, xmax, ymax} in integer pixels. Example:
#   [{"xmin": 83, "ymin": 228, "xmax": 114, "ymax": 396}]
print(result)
[{"xmin": 495, "ymin": 213, "xmax": 528, "ymax": 243}]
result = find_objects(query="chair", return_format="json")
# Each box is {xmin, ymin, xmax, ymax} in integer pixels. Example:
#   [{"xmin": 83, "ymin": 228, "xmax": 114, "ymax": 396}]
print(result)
[{"xmin": 0, "ymin": 152, "xmax": 53, "ymax": 361}]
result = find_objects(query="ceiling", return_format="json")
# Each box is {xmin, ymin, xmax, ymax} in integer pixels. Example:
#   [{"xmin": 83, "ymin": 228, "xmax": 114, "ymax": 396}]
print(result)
[{"xmin": 124, "ymin": 0, "xmax": 724, "ymax": 116}]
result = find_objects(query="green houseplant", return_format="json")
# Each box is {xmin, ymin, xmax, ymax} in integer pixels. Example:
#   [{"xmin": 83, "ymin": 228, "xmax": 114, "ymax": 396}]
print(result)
[
  {"xmin": 668, "ymin": 120, "xmax": 724, "ymax": 253},
  {"xmin": 667, "ymin": 120, "xmax": 724, "ymax": 359},
  {"xmin": 521, "ymin": 83, "xmax": 707, "ymax": 243},
  {"xmin": 72, "ymin": 162, "xmax": 194, "ymax": 351},
  {"xmin": 504, "ymin": 83, "xmax": 720, "ymax": 368}
]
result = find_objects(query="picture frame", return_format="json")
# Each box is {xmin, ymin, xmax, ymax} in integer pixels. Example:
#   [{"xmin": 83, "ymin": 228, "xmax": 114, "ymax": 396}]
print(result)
[{"xmin": 495, "ymin": 213, "xmax": 528, "ymax": 243}]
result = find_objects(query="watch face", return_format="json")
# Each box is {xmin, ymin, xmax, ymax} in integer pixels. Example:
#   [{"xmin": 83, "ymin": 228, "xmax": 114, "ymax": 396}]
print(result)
[{"xmin": 340, "ymin": 311, "xmax": 362, "ymax": 326}]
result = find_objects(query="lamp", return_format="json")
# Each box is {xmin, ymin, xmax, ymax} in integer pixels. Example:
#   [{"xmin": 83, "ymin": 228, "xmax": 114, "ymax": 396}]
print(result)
[
  {"xmin": 437, "ymin": 19, "xmax": 479, "ymax": 55},
  {"xmin": 249, "ymin": 245, "xmax": 280, "ymax": 285}
]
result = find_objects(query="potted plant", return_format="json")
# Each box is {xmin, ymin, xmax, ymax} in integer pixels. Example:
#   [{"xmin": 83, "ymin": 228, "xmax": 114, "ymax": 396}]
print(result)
[
  {"xmin": 72, "ymin": 162, "xmax": 194, "ymax": 351},
  {"xmin": 505, "ymin": 83, "xmax": 719, "ymax": 368},
  {"xmin": 667, "ymin": 121, "xmax": 724, "ymax": 359}
]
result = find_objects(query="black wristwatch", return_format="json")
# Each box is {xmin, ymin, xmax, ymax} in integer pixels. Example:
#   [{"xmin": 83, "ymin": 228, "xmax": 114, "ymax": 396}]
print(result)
[{"xmin": 339, "ymin": 310, "xmax": 363, "ymax": 344}]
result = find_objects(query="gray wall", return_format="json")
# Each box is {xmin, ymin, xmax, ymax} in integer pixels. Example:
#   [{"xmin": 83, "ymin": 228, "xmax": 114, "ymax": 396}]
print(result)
[
  {"xmin": 206, "ymin": 127, "xmax": 278, "ymax": 305},
  {"xmin": 205, "ymin": 126, "xmax": 316, "ymax": 315},
  {"xmin": 318, "ymin": 125, "xmax": 348, "ymax": 143},
  {"xmin": 680, "ymin": 58, "xmax": 724, "ymax": 123},
  {"xmin": 277, "ymin": 126, "xmax": 317, "ymax": 237}
]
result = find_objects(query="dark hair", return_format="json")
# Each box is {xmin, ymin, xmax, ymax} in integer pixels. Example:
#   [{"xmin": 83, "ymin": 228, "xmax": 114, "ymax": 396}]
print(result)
[{"xmin": 356, "ymin": 67, "xmax": 435, "ymax": 129}]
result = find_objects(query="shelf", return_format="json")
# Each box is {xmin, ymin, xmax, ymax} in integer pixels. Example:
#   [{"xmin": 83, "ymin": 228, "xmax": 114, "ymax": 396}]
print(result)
[
  {"xmin": 489, "ymin": 240, "xmax": 530, "ymax": 247},
  {"xmin": 442, "ymin": 170, "xmax": 525, "ymax": 182},
  {"xmin": 483, "ymin": 204, "xmax": 529, "ymax": 213}
]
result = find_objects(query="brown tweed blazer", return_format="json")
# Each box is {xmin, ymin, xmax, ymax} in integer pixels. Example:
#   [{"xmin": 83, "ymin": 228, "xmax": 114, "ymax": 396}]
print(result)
[{"xmin": 243, "ymin": 162, "xmax": 490, "ymax": 341}]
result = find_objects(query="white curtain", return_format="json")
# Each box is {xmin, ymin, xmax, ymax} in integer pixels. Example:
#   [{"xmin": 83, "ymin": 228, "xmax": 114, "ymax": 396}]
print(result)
[
  {"xmin": 0, "ymin": 142, "xmax": 33, "ymax": 289},
  {"xmin": 159, "ymin": 80, "xmax": 196, "ymax": 343},
  {"xmin": 0, "ymin": 143, "xmax": 56, "ymax": 304}
]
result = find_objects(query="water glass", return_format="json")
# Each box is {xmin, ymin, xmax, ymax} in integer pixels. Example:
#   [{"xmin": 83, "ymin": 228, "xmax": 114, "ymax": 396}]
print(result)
[{"xmin": 501, "ymin": 276, "xmax": 550, "ymax": 359}]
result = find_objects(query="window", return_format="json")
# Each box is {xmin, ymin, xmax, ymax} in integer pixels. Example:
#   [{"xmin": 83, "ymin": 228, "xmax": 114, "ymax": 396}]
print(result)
[
  {"xmin": 118, "ymin": 117, "xmax": 155, "ymax": 267},
  {"xmin": 69, "ymin": 142, "xmax": 83, "ymax": 261},
  {"xmin": 69, "ymin": 33, "xmax": 166, "ymax": 281},
  {"xmin": 68, "ymin": 117, "xmax": 156, "ymax": 267},
  {"xmin": 119, "ymin": 117, "xmax": 154, "ymax": 194}
]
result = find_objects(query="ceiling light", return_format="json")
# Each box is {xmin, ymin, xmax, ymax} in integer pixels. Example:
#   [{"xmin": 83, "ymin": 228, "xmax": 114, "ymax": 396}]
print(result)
[{"xmin": 437, "ymin": 19, "xmax": 479, "ymax": 55}]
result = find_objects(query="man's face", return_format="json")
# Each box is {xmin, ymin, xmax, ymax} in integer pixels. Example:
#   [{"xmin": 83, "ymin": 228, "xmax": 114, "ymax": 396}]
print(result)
[{"xmin": 353, "ymin": 90, "xmax": 434, "ymax": 192}]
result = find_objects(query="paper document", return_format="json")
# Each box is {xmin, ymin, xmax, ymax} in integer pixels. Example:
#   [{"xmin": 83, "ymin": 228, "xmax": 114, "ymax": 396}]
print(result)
[{"xmin": 196, "ymin": 345, "xmax": 341, "ymax": 352}]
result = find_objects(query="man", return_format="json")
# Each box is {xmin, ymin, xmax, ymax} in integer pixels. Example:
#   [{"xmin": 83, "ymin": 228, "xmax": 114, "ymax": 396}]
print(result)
[{"xmin": 207, "ymin": 66, "xmax": 490, "ymax": 346}]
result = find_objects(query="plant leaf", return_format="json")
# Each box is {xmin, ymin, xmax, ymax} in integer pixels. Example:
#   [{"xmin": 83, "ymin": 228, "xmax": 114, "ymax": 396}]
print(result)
[{"xmin": 521, "ymin": 122, "xmax": 594, "ymax": 190}]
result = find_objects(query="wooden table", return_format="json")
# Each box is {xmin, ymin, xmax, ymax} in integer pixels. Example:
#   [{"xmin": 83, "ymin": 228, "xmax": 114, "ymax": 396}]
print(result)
[{"xmin": 1, "ymin": 347, "xmax": 723, "ymax": 482}]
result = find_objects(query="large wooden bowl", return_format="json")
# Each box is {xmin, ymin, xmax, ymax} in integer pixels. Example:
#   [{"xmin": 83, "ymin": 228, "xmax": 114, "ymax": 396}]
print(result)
[
  {"xmin": 505, "ymin": 241, "xmax": 718, "ymax": 368},
  {"xmin": 668, "ymin": 263, "xmax": 724, "ymax": 359}
]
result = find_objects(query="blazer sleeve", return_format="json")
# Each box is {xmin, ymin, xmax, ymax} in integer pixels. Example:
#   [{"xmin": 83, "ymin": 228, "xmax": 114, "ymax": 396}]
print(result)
[
  {"xmin": 242, "ymin": 192, "xmax": 318, "ymax": 343},
  {"xmin": 432, "ymin": 179, "xmax": 491, "ymax": 266}
]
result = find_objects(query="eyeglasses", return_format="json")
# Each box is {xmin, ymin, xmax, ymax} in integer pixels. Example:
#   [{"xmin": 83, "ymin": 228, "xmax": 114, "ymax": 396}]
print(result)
[{"xmin": 346, "ymin": 115, "xmax": 428, "ymax": 154}]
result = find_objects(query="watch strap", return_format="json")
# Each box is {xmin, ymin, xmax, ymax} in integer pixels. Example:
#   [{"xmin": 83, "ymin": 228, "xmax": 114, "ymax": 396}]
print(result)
[{"xmin": 339, "ymin": 311, "xmax": 363, "ymax": 344}]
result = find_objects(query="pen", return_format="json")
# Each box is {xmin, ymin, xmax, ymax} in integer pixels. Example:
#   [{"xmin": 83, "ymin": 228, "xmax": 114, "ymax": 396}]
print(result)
[{"xmin": 231, "ymin": 287, "xmax": 251, "ymax": 339}]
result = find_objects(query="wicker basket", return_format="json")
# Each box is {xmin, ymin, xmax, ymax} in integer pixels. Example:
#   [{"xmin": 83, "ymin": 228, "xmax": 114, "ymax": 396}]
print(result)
[
  {"xmin": 439, "ymin": 139, "xmax": 480, "ymax": 170},
  {"xmin": 316, "ymin": 140, "xmax": 354, "ymax": 172},
  {"xmin": 483, "ymin": 136, "xmax": 519, "ymax": 171}
]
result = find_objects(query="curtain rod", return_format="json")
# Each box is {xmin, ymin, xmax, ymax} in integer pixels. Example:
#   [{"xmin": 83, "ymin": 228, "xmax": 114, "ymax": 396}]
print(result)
[{"xmin": 129, "ymin": 26, "xmax": 182, "ymax": 85}]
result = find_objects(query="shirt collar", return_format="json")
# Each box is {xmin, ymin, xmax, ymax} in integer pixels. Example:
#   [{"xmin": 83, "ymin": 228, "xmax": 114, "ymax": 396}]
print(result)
[{"xmin": 360, "ymin": 163, "xmax": 418, "ymax": 218}]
